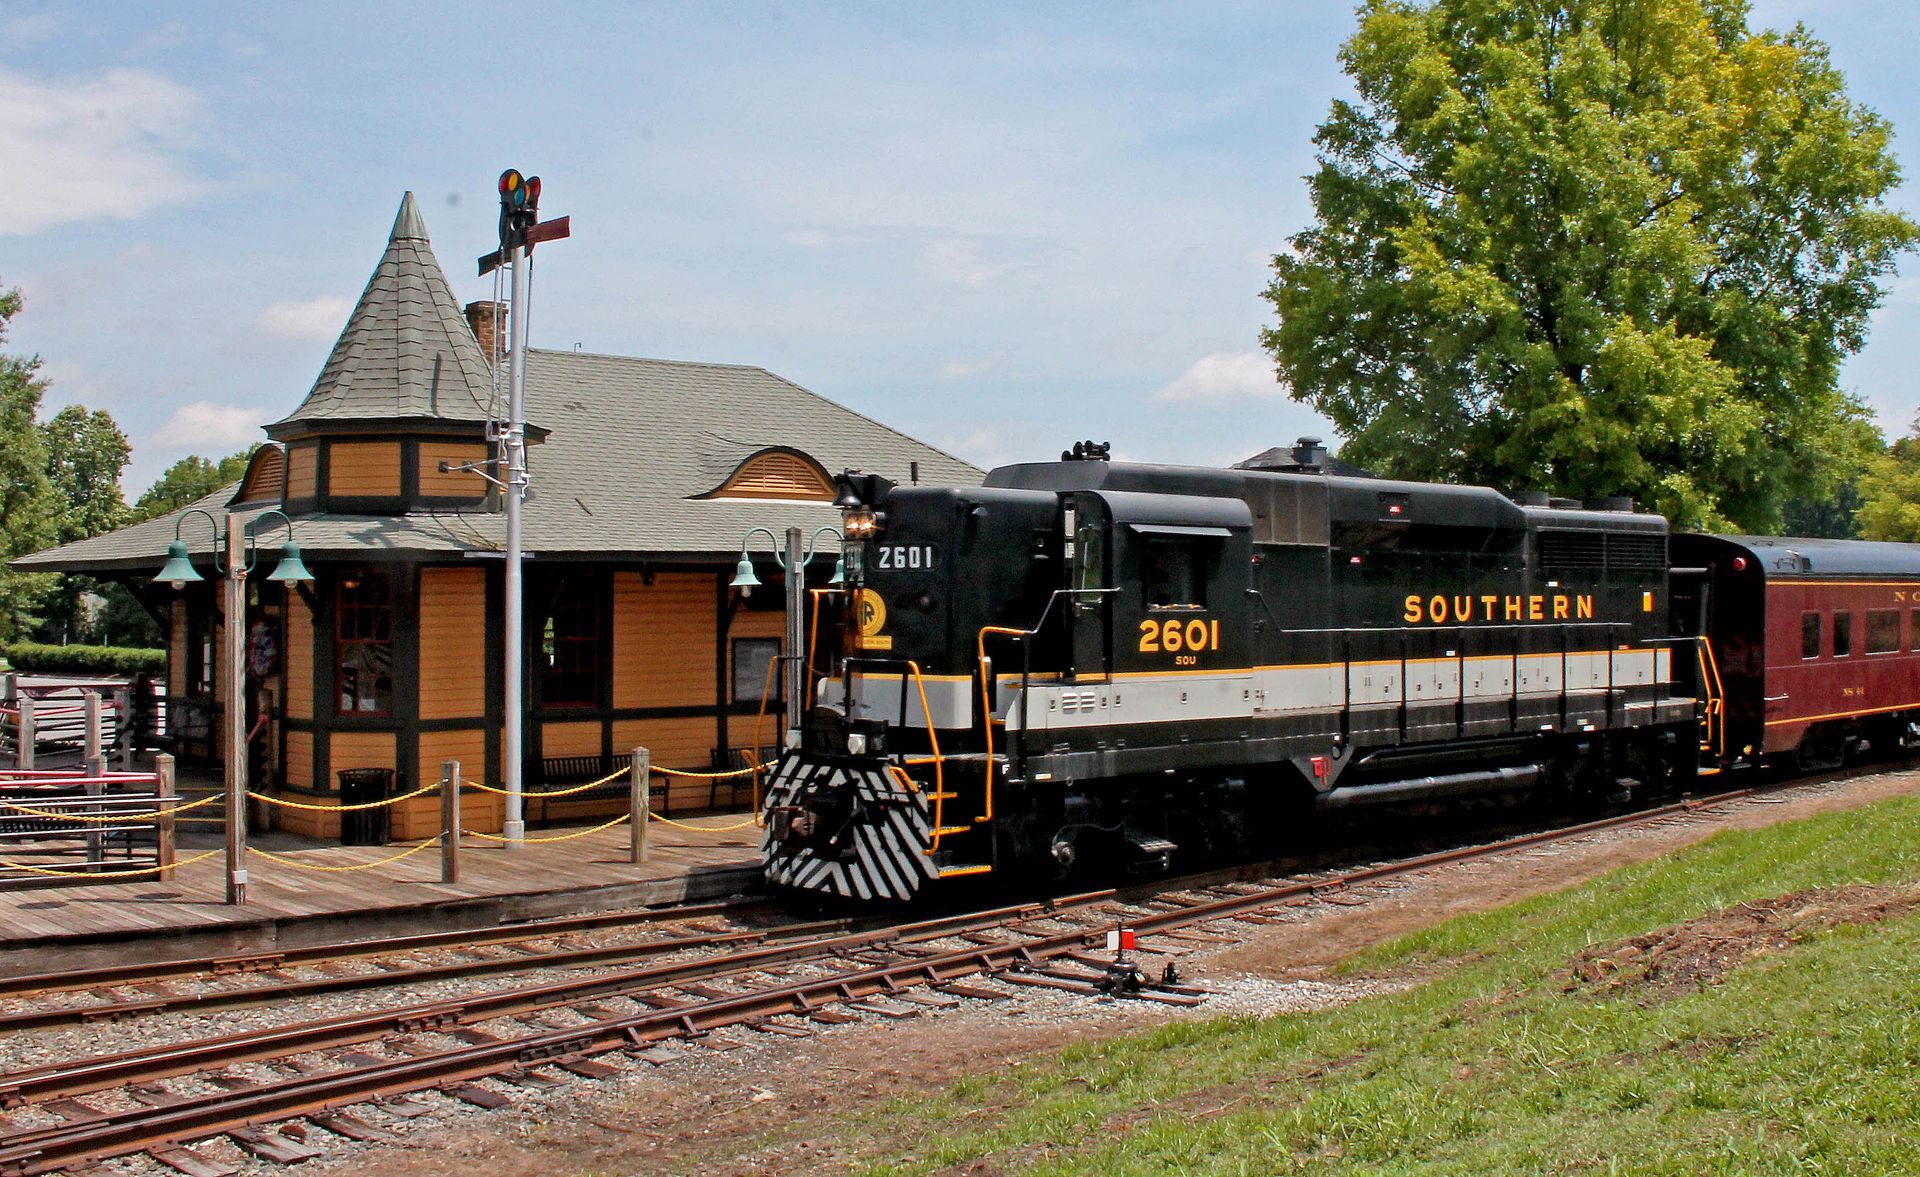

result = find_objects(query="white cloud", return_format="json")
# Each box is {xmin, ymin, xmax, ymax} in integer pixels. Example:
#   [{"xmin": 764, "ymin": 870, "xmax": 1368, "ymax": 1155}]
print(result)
[
  {"xmin": 0, "ymin": 68, "xmax": 207, "ymax": 235},
  {"xmin": 150, "ymin": 401, "xmax": 267, "ymax": 449},
  {"xmin": 938, "ymin": 350, "xmax": 1008, "ymax": 380},
  {"xmin": 920, "ymin": 238, "xmax": 1017, "ymax": 289},
  {"xmin": 35, "ymin": 360, "xmax": 118, "ymax": 409},
  {"xmin": 1149, "ymin": 351, "xmax": 1283, "ymax": 404},
  {"xmin": 257, "ymin": 296, "xmax": 353, "ymax": 342}
]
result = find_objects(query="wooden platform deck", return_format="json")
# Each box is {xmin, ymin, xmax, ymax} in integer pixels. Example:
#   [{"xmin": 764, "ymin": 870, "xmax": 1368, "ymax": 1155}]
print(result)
[{"xmin": 0, "ymin": 815, "xmax": 763, "ymax": 976}]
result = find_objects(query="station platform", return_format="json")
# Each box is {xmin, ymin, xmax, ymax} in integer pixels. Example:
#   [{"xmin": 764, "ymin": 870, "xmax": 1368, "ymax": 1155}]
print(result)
[{"xmin": 0, "ymin": 814, "xmax": 764, "ymax": 977}]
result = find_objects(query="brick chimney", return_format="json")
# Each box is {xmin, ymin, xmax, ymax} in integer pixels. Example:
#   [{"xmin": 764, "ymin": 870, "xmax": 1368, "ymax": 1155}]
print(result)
[{"xmin": 463, "ymin": 300, "xmax": 507, "ymax": 359}]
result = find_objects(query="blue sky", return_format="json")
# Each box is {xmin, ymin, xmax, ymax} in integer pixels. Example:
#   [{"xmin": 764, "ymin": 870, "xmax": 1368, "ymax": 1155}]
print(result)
[{"xmin": 3, "ymin": 1, "xmax": 1917, "ymax": 492}]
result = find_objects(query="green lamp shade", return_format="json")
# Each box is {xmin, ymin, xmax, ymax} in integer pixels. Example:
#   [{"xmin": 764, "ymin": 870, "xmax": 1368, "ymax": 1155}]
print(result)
[
  {"xmin": 729, "ymin": 556, "xmax": 761, "ymax": 590},
  {"xmin": 266, "ymin": 540, "xmax": 314, "ymax": 583},
  {"xmin": 154, "ymin": 541, "xmax": 202, "ymax": 587}
]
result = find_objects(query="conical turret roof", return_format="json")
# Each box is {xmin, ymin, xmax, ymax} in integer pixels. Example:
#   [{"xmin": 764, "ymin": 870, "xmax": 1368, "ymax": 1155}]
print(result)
[{"xmin": 266, "ymin": 192, "xmax": 498, "ymax": 438}]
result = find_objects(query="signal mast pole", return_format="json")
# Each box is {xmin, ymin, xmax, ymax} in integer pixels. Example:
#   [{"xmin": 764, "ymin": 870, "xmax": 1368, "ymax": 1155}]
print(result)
[{"xmin": 480, "ymin": 170, "xmax": 569, "ymax": 850}]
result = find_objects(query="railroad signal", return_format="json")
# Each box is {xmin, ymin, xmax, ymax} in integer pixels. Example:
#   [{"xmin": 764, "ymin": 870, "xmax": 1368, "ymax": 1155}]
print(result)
[{"xmin": 479, "ymin": 169, "xmax": 570, "ymax": 277}]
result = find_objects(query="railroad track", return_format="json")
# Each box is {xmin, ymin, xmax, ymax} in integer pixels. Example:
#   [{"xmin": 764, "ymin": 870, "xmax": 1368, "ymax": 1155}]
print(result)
[{"xmin": 0, "ymin": 785, "xmax": 1759, "ymax": 1175}]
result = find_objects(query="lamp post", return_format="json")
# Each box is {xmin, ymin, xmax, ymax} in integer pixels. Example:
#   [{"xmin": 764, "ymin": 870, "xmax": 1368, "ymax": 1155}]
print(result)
[
  {"xmin": 730, "ymin": 525, "xmax": 842, "ymax": 744},
  {"xmin": 153, "ymin": 508, "xmax": 313, "ymax": 905}
]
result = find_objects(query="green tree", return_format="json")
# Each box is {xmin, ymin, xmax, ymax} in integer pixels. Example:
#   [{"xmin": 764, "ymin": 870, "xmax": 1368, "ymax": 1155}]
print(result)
[
  {"xmin": 1856, "ymin": 417, "xmax": 1920, "ymax": 541},
  {"xmin": 1264, "ymin": 0, "xmax": 1917, "ymax": 530},
  {"xmin": 0, "ymin": 285, "xmax": 61, "ymax": 641},
  {"xmin": 131, "ymin": 448, "xmax": 258, "ymax": 523},
  {"xmin": 41, "ymin": 404, "xmax": 130, "ymax": 544}
]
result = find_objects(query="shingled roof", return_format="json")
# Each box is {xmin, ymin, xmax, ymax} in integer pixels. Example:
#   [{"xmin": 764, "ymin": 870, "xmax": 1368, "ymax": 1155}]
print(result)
[
  {"xmin": 17, "ymin": 350, "xmax": 983, "ymax": 573},
  {"xmin": 264, "ymin": 192, "xmax": 502, "ymax": 438}
]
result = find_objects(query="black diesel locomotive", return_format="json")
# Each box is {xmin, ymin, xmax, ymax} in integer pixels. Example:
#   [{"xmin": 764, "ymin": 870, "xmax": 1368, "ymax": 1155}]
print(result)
[{"xmin": 761, "ymin": 439, "xmax": 1703, "ymax": 901}]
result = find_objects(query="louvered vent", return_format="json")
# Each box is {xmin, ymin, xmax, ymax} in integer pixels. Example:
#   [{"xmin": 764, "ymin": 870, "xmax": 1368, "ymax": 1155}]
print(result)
[
  {"xmin": 1538, "ymin": 530, "xmax": 1605, "ymax": 569},
  {"xmin": 1607, "ymin": 533, "xmax": 1668, "ymax": 570},
  {"xmin": 1538, "ymin": 529, "xmax": 1667, "ymax": 571},
  {"xmin": 712, "ymin": 451, "xmax": 834, "ymax": 501},
  {"xmin": 230, "ymin": 446, "xmax": 286, "ymax": 506}
]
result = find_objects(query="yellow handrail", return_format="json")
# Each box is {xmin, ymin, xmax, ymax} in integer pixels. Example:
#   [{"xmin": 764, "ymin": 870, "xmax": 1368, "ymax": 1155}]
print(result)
[
  {"xmin": 899, "ymin": 660, "xmax": 949, "ymax": 851},
  {"xmin": 975, "ymin": 626, "xmax": 1028, "ymax": 826},
  {"xmin": 1695, "ymin": 637, "xmax": 1728, "ymax": 760}
]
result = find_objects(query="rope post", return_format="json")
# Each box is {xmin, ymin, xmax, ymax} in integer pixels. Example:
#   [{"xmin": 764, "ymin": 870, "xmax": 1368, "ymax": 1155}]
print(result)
[
  {"xmin": 156, "ymin": 753, "xmax": 177, "ymax": 880},
  {"xmin": 441, "ymin": 760, "xmax": 460, "ymax": 884},
  {"xmin": 115, "ymin": 685, "xmax": 133, "ymax": 771},
  {"xmin": 629, "ymin": 746, "xmax": 650, "ymax": 864},
  {"xmin": 18, "ymin": 696, "xmax": 33, "ymax": 770},
  {"xmin": 84, "ymin": 692, "xmax": 105, "ymax": 869}
]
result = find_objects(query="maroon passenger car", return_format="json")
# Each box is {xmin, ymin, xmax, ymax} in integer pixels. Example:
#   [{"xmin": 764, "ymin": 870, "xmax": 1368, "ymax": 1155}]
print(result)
[{"xmin": 1672, "ymin": 534, "xmax": 1920, "ymax": 768}]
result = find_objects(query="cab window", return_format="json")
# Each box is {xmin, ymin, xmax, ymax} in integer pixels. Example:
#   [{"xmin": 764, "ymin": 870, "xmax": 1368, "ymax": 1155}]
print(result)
[{"xmin": 1144, "ymin": 539, "xmax": 1207, "ymax": 610}]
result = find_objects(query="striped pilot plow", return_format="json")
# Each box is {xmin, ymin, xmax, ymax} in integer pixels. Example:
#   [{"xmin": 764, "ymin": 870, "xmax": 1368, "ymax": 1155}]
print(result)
[{"xmin": 761, "ymin": 755, "xmax": 940, "ymax": 901}]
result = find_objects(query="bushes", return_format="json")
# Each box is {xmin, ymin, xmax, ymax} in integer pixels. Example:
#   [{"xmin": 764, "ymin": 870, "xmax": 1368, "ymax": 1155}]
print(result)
[{"xmin": 3, "ymin": 641, "xmax": 165, "ymax": 677}]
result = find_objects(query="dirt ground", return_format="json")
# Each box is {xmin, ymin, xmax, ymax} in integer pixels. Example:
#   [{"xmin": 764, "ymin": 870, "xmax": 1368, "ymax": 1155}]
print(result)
[{"xmin": 296, "ymin": 769, "xmax": 1920, "ymax": 1177}]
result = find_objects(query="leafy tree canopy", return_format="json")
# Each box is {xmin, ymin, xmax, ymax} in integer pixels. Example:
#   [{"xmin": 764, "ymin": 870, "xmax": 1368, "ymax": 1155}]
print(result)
[
  {"xmin": 0, "ymin": 285, "xmax": 61, "ymax": 641},
  {"xmin": 131, "ymin": 448, "xmax": 258, "ymax": 523},
  {"xmin": 41, "ymin": 404, "xmax": 131, "ymax": 544},
  {"xmin": 1264, "ymin": 0, "xmax": 1917, "ymax": 530},
  {"xmin": 1856, "ymin": 416, "xmax": 1920, "ymax": 542}
]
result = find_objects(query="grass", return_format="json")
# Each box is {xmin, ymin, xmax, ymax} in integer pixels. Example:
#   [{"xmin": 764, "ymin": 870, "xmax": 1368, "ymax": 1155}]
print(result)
[{"xmin": 834, "ymin": 794, "xmax": 1920, "ymax": 1175}]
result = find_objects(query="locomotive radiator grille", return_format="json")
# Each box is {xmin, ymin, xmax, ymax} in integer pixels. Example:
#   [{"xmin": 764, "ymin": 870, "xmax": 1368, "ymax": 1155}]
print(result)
[{"xmin": 761, "ymin": 755, "xmax": 939, "ymax": 901}]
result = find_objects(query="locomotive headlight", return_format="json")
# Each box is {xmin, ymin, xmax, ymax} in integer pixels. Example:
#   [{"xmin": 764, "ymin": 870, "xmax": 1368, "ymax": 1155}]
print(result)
[
  {"xmin": 847, "ymin": 732, "xmax": 868, "ymax": 755},
  {"xmin": 843, "ymin": 508, "xmax": 885, "ymax": 538}
]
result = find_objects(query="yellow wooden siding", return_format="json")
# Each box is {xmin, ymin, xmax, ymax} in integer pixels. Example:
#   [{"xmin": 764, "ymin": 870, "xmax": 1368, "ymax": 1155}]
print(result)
[
  {"xmin": 327, "ymin": 441, "xmax": 402, "ymax": 497},
  {"xmin": 232, "ymin": 447, "xmax": 285, "ymax": 504},
  {"xmin": 538, "ymin": 719, "xmax": 602, "ymax": 760},
  {"xmin": 418, "ymin": 441, "xmax": 491, "ymax": 498},
  {"xmin": 419, "ymin": 567, "xmax": 488, "ymax": 720},
  {"xmin": 329, "ymin": 730, "xmax": 396, "ymax": 777},
  {"xmin": 286, "ymin": 443, "xmax": 318, "ymax": 499},
  {"xmin": 401, "ymin": 728, "xmax": 501, "ymax": 838},
  {"xmin": 611, "ymin": 716, "xmax": 724, "ymax": 811},
  {"xmin": 713, "ymin": 451, "xmax": 833, "ymax": 500},
  {"xmin": 285, "ymin": 730, "xmax": 313, "ymax": 789},
  {"xmin": 611, "ymin": 572, "xmax": 717, "ymax": 709},
  {"xmin": 284, "ymin": 592, "xmax": 313, "ymax": 720}
]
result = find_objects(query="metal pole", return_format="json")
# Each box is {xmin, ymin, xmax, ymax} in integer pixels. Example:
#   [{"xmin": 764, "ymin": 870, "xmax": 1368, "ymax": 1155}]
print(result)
[
  {"xmin": 502, "ymin": 238, "xmax": 531, "ymax": 850},
  {"xmin": 225, "ymin": 513, "xmax": 249, "ymax": 905},
  {"xmin": 629, "ymin": 746, "xmax": 650, "ymax": 864},
  {"xmin": 784, "ymin": 526, "xmax": 805, "ymax": 745},
  {"xmin": 441, "ymin": 759, "xmax": 460, "ymax": 884}
]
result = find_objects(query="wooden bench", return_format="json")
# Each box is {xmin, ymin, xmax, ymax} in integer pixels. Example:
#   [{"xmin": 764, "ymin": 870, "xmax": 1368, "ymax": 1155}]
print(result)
[{"xmin": 531, "ymin": 753, "xmax": 632, "ymax": 827}]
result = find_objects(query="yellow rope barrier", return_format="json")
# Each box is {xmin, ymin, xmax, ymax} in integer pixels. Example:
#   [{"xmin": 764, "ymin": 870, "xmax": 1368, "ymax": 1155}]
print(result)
[
  {"xmin": 245, "ymin": 783, "xmax": 440, "ymax": 812},
  {"xmin": 649, "ymin": 761, "xmax": 774, "ymax": 780},
  {"xmin": 251, "ymin": 835, "xmax": 444, "ymax": 872},
  {"xmin": 0, "ymin": 792, "xmax": 223, "ymax": 822},
  {"xmin": 460, "ymin": 765, "xmax": 627, "ymax": 797},
  {"xmin": 647, "ymin": 812, "xmax": 761, "ymax": 832},
  {"xmin": 0, "ymin": 847, "xmax": 222, "ymax": 878},
  {"xmin": 462, "ymin": 813, "xmax": 631, "ymax": 843}
]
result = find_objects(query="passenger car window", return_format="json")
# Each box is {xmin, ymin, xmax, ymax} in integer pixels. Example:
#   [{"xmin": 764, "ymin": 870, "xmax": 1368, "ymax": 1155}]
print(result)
[
  {"xmin": 1802, "ymin": 612, "xmax": 1820, "ymax": 659},
  {"xmin": 1867, "ymin": 609, "xmax": 1900, "ymax": 654},
  {"xmin": 1834, "ymin": 613, "xmax": 1853, "ymax": 658}
]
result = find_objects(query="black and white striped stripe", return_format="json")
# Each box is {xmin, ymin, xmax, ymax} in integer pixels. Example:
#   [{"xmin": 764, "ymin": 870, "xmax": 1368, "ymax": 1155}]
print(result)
[{"xmin": 761, "ymin": 756, "xmax": 939, "ymax": 901}]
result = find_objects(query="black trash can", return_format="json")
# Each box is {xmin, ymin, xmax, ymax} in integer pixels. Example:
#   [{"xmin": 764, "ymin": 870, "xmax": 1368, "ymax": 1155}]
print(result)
[{"xmin": 337, "ymin": 768, "xmax": 395, "ymax": 845}]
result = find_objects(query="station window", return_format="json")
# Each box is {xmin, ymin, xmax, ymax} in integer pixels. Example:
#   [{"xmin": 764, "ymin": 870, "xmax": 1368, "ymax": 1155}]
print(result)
[
  {"xmin": 732, "ymin": 638, "xmax": 782, "ymax": 704},
  {"xmin": 1144, "ymin": 539, "xmax": 1208, "ymax": 610},
  {"xmin": 539, "ymin": 576, "xmax": 603, "ymax": 707},
  {"xmin": 1801, "ymin": 612, "xmax": 1821, "ymax": 660},
  {"xmin": 335, "ymin": 571, "xmax": 393, "ymax": 715},
  {"xmin": 1833, "ymin": 612, "xmax": 1853, "ymax": 658},
  {"xmin": 1867, "ymin": 609, "xmax": 1901, "ymax": 654}
]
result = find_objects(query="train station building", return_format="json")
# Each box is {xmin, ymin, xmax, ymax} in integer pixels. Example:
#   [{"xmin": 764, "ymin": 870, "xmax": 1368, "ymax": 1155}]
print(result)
[{"xmin": 16, "ymin": 193, "xmax": 980, "ymax": 838}]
